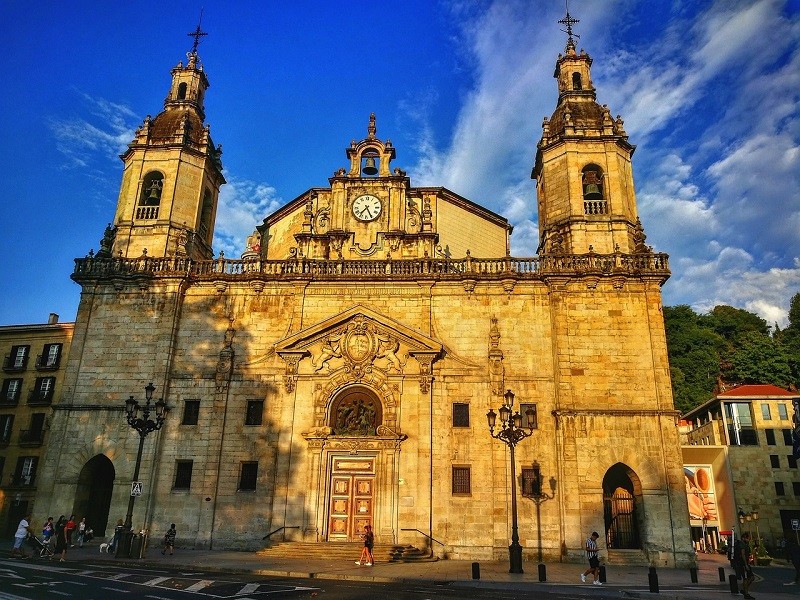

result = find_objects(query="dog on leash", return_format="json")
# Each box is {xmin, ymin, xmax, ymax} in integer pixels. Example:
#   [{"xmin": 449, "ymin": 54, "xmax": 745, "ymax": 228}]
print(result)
[{"xmin": 99, "ymin": 542, "xmax": 110, "ymax": 554}]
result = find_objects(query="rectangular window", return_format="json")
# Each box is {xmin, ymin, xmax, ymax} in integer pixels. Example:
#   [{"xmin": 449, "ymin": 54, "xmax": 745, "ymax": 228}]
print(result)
[
  {"xmin": 239, "ymin": 462, "xmax": 258, "ymax": 491},
  {"xmin": 794, "ymin": 481, "xmax": 800, "ymax": 496},
  {"xmin": 520, "ymin": 403, "xmax": 539, "ymax": 429},
  {"xmin": 182, "ymin": 400, "xmax": 200, "ymax": 425},
  {"xmin": 173, "ymin": 460, "xmax": 193, "ymax": 490},
  {"xmin": 761, "ymin": 404, "xmax": 772, "ymax": 420},
  {"xmin": 452, "ymin": 403, "xmax": 470, "ymax": 427},
  {"xmin": 451, "ymin": 466, "xmax": 471, "ymax": 495},
  {"xmin": 14, "ymin": 456, "xmax": 37, "ymax": 485},
  {"xmin": 766, "ymin": 428, "xmax": 776, "ymax": 445},
  {"xmin": 784, "ymin": 429, "xmax": 794, "ymax": 445},
  {"xmin": 521, "ymin": 465, "xmax": 542, "ymax": 498},
  {"xmin": 30, "ymin": 377, "xmax": 55, "ymax": 403},
  {"xmin": 779, "ymin": 403, "xmax": 789, "ymax": 420},
  {"xmin": 0, "ymin": 414, "xmax": 14, "ymax": 443},
  {"xmin": 2, "ymin": 379, "xmax": 22, "ymax": 403},
  {"xmin": 725, "ymin": 402, "xmax": 758, "ymax": 445},
  {"xmin": 776, "ymin": 481, "xmax": 786, "ymax": 496},
  {"xmin": 5, "ymin": 345, "xmax": 29, "ymax": 370},
  {"xmin": 37, "ymin": 344, "xmax": 62, "ymax": 369},
  {"xmin": 771, "ymin": 455, "xmax": 780, "ymax": 468},
  {"xmin": 245, "ymin": 400, "xmax": 264, "ymax": 426},
  {"xmin": 789, "ymin": 455, "xmax": 798, "ymax": 469}
]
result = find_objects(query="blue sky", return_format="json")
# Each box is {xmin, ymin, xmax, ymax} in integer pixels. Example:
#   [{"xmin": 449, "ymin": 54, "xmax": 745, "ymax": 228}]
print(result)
[{"xmin": 0, "ymin": 0, "xmax": 798, "ymax": 327}]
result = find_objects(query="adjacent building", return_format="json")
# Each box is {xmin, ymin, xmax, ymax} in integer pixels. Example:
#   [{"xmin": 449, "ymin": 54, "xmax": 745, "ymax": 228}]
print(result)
[
  {"xmin": 0, "ymin": 314, "xmax": 73, "ymax": 534},
  {"xmin": 682, "ymin": 384, "xmax": 800, "ymax": 551},
  {"xmin": 32, "ymin": 24, "xmax": 693, "ymax": 566}
]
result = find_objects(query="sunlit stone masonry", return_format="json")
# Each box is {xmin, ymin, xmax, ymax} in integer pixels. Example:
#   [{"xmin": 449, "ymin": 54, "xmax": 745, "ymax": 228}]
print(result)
[{"xmin": 34, "ymin": 21, "xmax": 693, "ymax": 567}]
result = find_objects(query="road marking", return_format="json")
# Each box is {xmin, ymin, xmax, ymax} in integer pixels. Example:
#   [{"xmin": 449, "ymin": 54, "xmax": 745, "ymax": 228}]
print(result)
[
  {"xmin": 236, "ymin": 583, "xmax": 260, "ymax": 595},
  {"xmin": 186, "ymin": 579, "xmax": 215, "ymax": 591},
  {"xmin": 142, "ymin": 576, "xmax": 171, "ymax": 586},
  {"xmin": 0, "ymin": 569, "xmax": 24, "ymax": 580},
  {"xmin": 102, "ymin": 587, "xmax": 131, "ymax": 593}
]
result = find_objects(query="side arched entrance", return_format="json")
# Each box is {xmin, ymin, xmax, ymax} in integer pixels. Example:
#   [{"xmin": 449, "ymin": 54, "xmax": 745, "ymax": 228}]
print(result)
[
  {"xmin": 73, "ymin": 455, "xmax": 115, "ymax": 537},
  {"xmin": 602, "ymin": 463, "xmax": 642, "ymax": 549}
]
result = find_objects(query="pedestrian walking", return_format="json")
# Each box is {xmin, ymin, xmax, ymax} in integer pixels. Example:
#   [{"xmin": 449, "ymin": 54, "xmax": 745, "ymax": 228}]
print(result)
[
  {"xmin": 77, "ymin": 518, "xmax": 87, "ymax": 547},
  {"xmin": 580, "ymin": 531, "xmax": 602, "ymax": 585},
  {"xmin": 52, "ymin": 516, "xmax": 67, "ymax": 562},
  {"xmin": 10, "ymin": 514, "xmax": 31, "ymax": 558},
  {"xmin": 65, "ymin": 515, "xmax": 76, "ymax": 547},
  {"xmin": 161, "ymin": 523, "xmax": 176, "ymax": 556},
  {"xmin": 733, "ymin": 532, "xmax": 756, "ymax": 599},
  {"xmin": 355, "ymin": 524, "xmax": 374, "ymax": 566},
  {"xmin": 110, "ymin": 519, "xmax": 124, "ymax": 553},
  {"xmin": 785, "ymin": 538, "xmax": 800, "ymax": 585}
]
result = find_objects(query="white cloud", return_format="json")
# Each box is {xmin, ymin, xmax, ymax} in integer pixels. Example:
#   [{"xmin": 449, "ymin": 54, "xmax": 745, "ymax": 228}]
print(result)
[{"xmin": 214, "ymin": 176, "xmax": 282, "ymax": 258}]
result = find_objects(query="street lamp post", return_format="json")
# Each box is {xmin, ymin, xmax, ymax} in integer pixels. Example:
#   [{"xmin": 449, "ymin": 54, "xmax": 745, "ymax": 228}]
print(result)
[
  {"xmin": 119, "ymin": 382, "xmax": 166, "ymax": 557},
  {"xmin": 487, "ymin": 389, "xmax": 537, "ymax": 574}
]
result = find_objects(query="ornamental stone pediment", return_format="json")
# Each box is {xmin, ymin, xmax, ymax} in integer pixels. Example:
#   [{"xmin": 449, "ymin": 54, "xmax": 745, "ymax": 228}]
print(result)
[{"xmin": 275, "ymin": 305, "xmax": 442, "ymax": 389}]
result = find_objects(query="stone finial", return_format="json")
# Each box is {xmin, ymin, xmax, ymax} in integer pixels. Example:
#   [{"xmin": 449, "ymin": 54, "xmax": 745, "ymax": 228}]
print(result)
[{"xmin": 368, "ymin": 113, "xmax": 376, "ymax": 139}]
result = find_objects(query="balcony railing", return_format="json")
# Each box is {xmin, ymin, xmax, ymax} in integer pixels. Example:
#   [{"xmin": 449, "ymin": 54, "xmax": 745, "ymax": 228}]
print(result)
[
  {"xmin": 0, "ymin": 395, "xmax": 20, "ymax": 407},
  {"xmin": 35, "ymin": 355, "xmax": 61, "ymax": 371},
  {"xmin": 19, "ymin": 429, "xmax": 44, "ymax": 447},
  {"xmin": 2, "ymin": 355, "xmax": 28, "ymax": 372},
  {"xmin": 8, "ymin": 475, "xmax": 36, "ymax": 487},
  {"xmin": 73, "ymin": 250, "xmax": 670, "ymax": 284},
  {"xmin": 28, "ymin": 390, "xmax": 54, "ymax": 406}
]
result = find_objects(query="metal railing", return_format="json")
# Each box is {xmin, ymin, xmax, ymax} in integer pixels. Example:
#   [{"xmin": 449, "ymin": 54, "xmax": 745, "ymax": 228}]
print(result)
[
  {"xmin": 400, "ymin": 528, "xmax": 446, "ymax": 558},
  {"xmin": 262, "ymin": 525, "xmax": 300, "ymax": 541}
]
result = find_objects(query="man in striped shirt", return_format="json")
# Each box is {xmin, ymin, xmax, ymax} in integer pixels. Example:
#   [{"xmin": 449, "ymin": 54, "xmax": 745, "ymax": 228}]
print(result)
[{"xmin": 581, "ymin": 531, "xmax": 602, "ymax": 585}]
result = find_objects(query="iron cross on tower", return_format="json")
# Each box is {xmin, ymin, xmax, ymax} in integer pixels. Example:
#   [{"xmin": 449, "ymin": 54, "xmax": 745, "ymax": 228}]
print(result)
[
  {"xmin": 188, "ymin": 11, "xmax": 208, "ymax": 55},
  {"xmin": 557, "ymin": 1, "xmax": 580, "ymax": 48}
]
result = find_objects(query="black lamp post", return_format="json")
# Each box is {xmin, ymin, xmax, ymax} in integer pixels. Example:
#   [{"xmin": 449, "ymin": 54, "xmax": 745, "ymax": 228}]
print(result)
[
  {"xmin": 118, "ymin": 382, "xmax": 166, "ymax": 557},
  {"xmin": 487, "ymin": 389, "xmax": 536, "ymax": 574}
]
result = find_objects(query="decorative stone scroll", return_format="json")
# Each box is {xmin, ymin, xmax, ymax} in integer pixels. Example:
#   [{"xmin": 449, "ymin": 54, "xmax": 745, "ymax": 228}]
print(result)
[
  {"xmin": 488, "ymin": 317, "xmax": 504, "ymax": 396},
  {"xmin": 277, "ymin": 350, "xmax": 308, "ymax": 393},
  {"xmin": 410, "ymin": 351, "xmax": 437, "ymax": 394}
]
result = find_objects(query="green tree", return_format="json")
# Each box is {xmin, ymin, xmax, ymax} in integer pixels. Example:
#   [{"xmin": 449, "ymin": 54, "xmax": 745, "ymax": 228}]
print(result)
[
  {"xmin": 724, "ymin": 331, "xmax": 793, "ymax": 386},
  {"xmin": 701, "ymin": 305, "xmax": 769, "ymax": 343}
]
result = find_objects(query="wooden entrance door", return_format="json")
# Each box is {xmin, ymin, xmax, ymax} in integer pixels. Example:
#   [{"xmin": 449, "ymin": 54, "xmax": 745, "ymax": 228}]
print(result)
[{"xmin": 327, "ymin": 457, "xmax": 375, "ymax": 541}]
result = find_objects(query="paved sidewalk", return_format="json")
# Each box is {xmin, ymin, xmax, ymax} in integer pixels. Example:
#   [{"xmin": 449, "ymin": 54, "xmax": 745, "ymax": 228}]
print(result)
[{"xmin": 9, "ymin": 542, "xmax": 800, "ymax": 600}]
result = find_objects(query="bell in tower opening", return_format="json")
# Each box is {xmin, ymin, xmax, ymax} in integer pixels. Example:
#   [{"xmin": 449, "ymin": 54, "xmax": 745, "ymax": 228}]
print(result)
[{"xmin": 362, "ymin": 153, "xmax": 378, "ymax": 176}]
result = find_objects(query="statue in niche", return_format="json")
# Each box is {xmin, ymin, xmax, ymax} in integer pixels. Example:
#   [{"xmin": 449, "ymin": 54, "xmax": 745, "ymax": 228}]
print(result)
[{"xmin": 332, "ymin": 397, "xmax": 379, "ymax": 436}]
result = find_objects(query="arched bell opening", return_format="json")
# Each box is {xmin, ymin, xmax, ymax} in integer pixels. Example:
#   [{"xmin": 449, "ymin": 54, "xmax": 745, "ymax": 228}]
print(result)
[
  {"xmin": 360, "ymin": 150, "xmax": 380, "ymax": 177},
  {"xmin": 602, "ymin": 462, "xmax": 642, "ymax": 549},
  {"xmin": 73, "ymin": 454, "xmax": 115, "ymax": 537}
]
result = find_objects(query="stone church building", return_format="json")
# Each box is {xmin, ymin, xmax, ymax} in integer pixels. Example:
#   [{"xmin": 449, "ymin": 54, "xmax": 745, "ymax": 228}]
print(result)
[{"xmin": 34, "ymin": 27, "xmax": 693, "ymax": 566}]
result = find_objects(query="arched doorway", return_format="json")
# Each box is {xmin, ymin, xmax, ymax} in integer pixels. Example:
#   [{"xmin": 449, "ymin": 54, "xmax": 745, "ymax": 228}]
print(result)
[
  {"xmin": 326, "ymin": 386, "xmax": 383, "ymax": 541},
  {"xmin": 602, "ymin": 463, "xmax": 642, "ymax": 549},
  {"xmin": 73, "ymin": 455, "xmax": 115, "ymax": 537}
]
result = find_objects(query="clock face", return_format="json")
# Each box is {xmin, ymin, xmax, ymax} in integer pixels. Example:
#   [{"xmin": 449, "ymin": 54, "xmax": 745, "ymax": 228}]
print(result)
[{"xmin": 352, "ymin": 194, "xmax": 382, "ymax": 222}]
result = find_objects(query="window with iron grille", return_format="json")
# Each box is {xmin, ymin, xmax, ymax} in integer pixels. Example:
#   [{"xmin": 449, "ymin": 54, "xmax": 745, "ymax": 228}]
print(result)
[
  {"xmin": 31, "ymin": 377, "xmax": 55, "ymax": 403},
  {"xmin": 1, "ymin": 379, "xmax": 22, "ymax": 403},
  {"xmin": 521, "ymin": 466, "xmax": 542, "ymax": 497},
  {"xmin": 452, "ymin": 403, "xmax": 470, "ymax": 427},
  {"xmin": 245, "ymin": 400, "xmax": 263, "ymax": 426},
  {"xmin": 776, "ymin": 481, "xmax": 786, "ymax": 496},
  {"xmin": 765, "ymin": 428, "xmax": 776, "ymax": 445},
  {"xmin": 239, "ymin": 462, "xmax": 258, "ymax": 491},
  {"xmin": 38, "ymin": 344, "xmax": 62, "ymax": 369},
  {"xmin": 770, "ymin": 454, "xmax": 780, "ymax": 468},
  {"xmin": 451, "ymin": 466, "xmax": 471, "ymax": 495},
  {"xmin": 182, "ymin": 400, "xmax": 200, "ymax": 425},
  {"xmin": 0, "ymin": 415, "xmax": 13, "ymax": 443},
  {"xmin": 173, "ymin": 460, "xmax": 193, "ymax": 490}
]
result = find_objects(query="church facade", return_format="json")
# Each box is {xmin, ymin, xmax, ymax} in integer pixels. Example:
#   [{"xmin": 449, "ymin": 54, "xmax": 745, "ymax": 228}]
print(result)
[{"xmin": 34, "ymin": 29, "xmax": 693, "ymax": 566}]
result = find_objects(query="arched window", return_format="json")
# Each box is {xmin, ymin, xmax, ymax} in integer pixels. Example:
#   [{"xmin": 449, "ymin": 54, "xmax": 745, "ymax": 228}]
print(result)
[
  {"xmin": 572, "ymin": 72, "xmax": 582, "ymax": 90},
  {"xmin": 136, "ymin": 171, "xmax": 164, "ymax": 220},
  {"xmin": 199, "ymin": 189, "xmax": 213, "ymax": 240},
  {"xmin": 582, "ymin": 164, "xmax": 607, "ymax": 215},
  {"xmin": 177, "ymin": 82, "xmax": 188, "ymax": 100}
]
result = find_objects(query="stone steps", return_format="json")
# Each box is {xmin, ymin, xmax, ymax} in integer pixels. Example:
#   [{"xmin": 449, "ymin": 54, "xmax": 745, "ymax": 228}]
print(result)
[
  {"xmin": 257, "ymin": 541, "xmax": 437, "ymax": 562},
  {"xmin": 605, "ymin": 549, "xmax": 649, "ymax": 566}
]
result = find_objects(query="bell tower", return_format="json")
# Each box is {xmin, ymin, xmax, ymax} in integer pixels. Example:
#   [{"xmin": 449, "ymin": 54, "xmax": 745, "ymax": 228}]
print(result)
[
  {"xmin": 110, "ymin": 24, "xmax": 224, "ymax": 260},
  {"xmin": 532, "ymin": 10, "xmax": 643, "ymax": 256}
]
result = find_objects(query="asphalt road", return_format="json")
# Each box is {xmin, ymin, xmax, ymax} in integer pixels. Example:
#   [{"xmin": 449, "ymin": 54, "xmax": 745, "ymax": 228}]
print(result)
[{"xmin": 0, "ymin": 558, "xmax": 614, "ymax": 600}]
